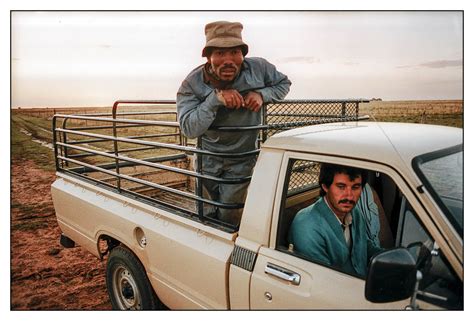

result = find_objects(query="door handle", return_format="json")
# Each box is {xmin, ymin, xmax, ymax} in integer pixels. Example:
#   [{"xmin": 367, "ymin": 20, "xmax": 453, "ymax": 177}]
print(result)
[{"xmin": 264, "ymin": 263, "xmax": 301, "ymax": 285}]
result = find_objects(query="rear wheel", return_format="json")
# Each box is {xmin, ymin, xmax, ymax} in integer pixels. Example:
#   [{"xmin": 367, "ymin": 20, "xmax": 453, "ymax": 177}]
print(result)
[{"xmin": 106, "ymin": 246, "xmax": 162, "ymax": 310}]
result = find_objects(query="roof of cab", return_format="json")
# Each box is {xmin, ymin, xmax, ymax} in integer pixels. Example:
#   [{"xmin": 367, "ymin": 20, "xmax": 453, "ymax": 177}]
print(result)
[{"xmin": 263, "ymin": 122, "xmax": 462, "ymax": 169}]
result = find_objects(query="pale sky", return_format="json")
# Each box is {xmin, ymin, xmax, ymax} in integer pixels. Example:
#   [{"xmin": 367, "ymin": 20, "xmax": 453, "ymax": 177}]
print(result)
[{"xmin": 11, "ymin": 11, "xmax": 463, "ymax": 107}]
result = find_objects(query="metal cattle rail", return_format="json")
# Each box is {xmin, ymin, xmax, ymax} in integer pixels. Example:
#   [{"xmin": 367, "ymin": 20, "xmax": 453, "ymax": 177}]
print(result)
[{"xmin": 52, "ymin": 99, "xmax": 368, "ymax": 232}]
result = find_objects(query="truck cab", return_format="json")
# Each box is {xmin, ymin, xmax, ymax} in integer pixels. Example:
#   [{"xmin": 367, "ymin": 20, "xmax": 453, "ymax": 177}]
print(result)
[{"xmin": 234, "ymin": 122, "xmax": 462, "ymax": 309}]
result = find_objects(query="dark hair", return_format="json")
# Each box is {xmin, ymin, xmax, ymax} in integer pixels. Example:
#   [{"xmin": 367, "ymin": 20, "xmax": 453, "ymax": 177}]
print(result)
[
  {"xmin": 318, "ymin": 163, "xmax": 367, "ymax": 197},
  {"xmin": 203, "ymin": 45, "xmax": 248, "ymax": 58}
]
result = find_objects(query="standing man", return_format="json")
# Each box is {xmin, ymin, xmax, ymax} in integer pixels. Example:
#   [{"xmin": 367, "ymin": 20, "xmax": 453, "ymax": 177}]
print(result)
[
  {"xmin": 288, "ymin": 163, "xmax": 383, "ymax": 277},
  {"xmin": 177, "ymin": 21, "xmax": 291, "ymax": 226}
]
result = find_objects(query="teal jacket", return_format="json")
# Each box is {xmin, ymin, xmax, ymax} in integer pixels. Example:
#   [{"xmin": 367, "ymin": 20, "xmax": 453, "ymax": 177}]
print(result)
[{"xmin": 288, "ymin": 197, "xmax": 382, "ymax": 277}]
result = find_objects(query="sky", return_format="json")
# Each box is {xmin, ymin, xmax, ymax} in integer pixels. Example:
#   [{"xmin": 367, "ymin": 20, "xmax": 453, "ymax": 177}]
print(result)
[{"xmin": 11, "ymin": 10, "xmax": 463, "ymax": 108}]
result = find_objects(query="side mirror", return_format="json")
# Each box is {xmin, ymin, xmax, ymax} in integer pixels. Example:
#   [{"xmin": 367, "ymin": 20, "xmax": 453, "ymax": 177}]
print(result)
[
  {"xmin": 365, "ymin": 248, "xmax": 417, "ymax": 303},
  {"xmin": 406, "ymin": 241, "xmax": 432, "ymax": 268}
]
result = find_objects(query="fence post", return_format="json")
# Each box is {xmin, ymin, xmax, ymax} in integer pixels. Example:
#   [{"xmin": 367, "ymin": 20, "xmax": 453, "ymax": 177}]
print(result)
[
  {"xmin": 196, "ymin": 137, "xmax": 204, "ymax": 221},
  {"xmin": 112, "ymin": 102, "xmax": 121, "ymax": 190},
  {"xmin": 261, "ymin": 103, "xmax": 268, "ymax": 145},
  {"xmin": 62, "ymin": 118, "xmax": 69, "ymax": 167}
]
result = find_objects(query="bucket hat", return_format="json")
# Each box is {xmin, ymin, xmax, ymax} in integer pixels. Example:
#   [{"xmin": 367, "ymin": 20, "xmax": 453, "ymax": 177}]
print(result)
[{"xmin": 202, "ymin": 21, "xmax": 249, "ymax": 57}]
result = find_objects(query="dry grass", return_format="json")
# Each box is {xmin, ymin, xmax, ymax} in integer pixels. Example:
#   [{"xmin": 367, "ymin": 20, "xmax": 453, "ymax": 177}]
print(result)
[
  {"xmin": 12, "ymin": 103, "xmax": 182, "ymax": 166},
  {"xmin": 359, "ymin": 100, "xmax": 463, "ymax": 128},
  {"xmin": 13, "ymin": 104, "xmax": 177, "ymax": 119},
  {"xmin": 12, "ymin": 99, "xmax": 463, "ymax": 164},
  {"xmin": 360, "ymin": 100, "xmax": 462, "ymax": 116},
  {"xmin": 11, "ymin": 99, "xmax": 463, "ymax": 169}
]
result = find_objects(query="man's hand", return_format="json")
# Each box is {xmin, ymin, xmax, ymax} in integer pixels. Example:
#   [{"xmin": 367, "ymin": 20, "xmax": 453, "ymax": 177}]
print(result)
[
  {"xmin": 216, "ymin": 89, "xmax": 245, "ymax": 109},
  {"xmin": 216, "ymin": 89, "xmax": 263, "ymax": 112},
  {"xmin": 243, "ymin": 91, "xmax": 263, "ymax": 112}
]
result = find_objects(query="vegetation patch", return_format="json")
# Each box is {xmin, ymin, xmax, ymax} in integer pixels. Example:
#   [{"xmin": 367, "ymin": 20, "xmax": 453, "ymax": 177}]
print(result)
[
  {"xmin": 12, "ymin": 116, "xmax": 55, "ymax": 172},
  {"xmin": 360, "ymin": 100, "xmax": 463, "ymax": 128},
  {"xmin": 371, "ymin": 113, "xmax": 463, "ymax": 128},
  {"xmin": 11, "ymin": 220, "xmax": 49, "ymax": 231}
]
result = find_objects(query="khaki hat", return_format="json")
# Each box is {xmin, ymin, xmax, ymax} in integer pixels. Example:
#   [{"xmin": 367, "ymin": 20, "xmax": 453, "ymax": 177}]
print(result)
[{"xmin": 202, "ymin": 21, "xmax": 249, "ymax": 57}]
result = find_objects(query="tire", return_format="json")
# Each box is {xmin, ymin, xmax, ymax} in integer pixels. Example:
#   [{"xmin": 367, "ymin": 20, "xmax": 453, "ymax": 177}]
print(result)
[{"xmin": 106, "ymin": 246, "xmax": 163, "ymax": 310}]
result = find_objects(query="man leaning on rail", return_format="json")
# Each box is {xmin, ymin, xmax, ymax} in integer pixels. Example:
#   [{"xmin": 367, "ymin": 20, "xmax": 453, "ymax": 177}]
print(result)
[{"xmin": 176, "ymin": 21, "xmax": 291, "ymax": 226}]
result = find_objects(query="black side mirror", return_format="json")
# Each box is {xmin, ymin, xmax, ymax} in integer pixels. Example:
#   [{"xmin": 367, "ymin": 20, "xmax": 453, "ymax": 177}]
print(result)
[
  {"xmin": 406, "ymin": 241, "xmax": 432, "ymax": 269},
  {"xmin": 365, "ymin": 247, "xmax": 417, "ymax": 303}
]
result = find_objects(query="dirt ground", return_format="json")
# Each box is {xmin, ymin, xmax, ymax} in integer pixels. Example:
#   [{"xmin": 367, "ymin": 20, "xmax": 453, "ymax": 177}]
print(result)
[{"xmin": 10, "ymin": 158, "xmax": 111, "ymax": 310}]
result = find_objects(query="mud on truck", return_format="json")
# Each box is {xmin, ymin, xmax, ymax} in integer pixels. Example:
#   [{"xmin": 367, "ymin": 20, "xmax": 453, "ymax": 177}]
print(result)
[{"xmin": 51, "ymin": 99, "xmax": 463, "ymax": 310}]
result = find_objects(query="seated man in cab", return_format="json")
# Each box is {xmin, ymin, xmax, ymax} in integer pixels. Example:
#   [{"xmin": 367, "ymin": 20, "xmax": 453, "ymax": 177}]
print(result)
[{"xmin": 288, "ymin": 163, "xmax": 383, "ymax": 277}]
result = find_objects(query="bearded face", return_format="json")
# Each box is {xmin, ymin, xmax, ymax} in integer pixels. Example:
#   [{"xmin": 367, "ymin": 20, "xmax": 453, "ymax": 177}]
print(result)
[{"xmin": 207, "ymin": 47, "xmax": 244, "ymax": 81}]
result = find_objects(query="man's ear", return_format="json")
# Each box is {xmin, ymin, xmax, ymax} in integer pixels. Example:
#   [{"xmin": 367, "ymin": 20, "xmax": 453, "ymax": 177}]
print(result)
[{"xmin": 322, "ymin": 184, "xmax": 329, "ymax": 193}]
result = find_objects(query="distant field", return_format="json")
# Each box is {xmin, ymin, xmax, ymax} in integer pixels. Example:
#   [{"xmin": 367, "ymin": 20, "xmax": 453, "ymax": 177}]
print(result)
[
  {"xmin": 359, "ymin": 100, "xmax": 463, "ymax": 128},
  {"xmin": 12, "ymin": 103, "xmax": 180, "ymax": 170},
  {"xmin": 11, "ymin": 99, "xmax": 464, "ymax": 169},
  {"xmin": 13, "ymin": 104, "xmax": 176, "ymax": 119},
  {"xmin": 13, "ymin": 100, "xmax": 463, "ymax": 127}
]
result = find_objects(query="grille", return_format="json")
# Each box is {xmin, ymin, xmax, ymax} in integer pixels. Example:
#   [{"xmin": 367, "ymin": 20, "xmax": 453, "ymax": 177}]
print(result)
[
  {"xmin": 264, "ymin": 100, "xmax": 361, "ymax": 139},
  {"xmin": 230, "ymin": 245, "xmax": 257, "ymax": 271},
  {"xmin": 288, "ymin": 159, "xmax": 321, "ymax": 196}
]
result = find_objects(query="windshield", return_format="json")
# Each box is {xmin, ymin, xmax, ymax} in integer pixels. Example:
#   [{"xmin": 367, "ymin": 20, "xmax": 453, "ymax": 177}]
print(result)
[{"xmin": 415, "ymin": 146, "xmax": 463, "ymax": 236}]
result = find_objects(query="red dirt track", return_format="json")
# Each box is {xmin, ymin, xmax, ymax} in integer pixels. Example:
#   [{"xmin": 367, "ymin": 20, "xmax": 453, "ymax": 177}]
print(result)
[{"xmin": 11, "ymin": 159, "xmax": 111, "ymax": 310}]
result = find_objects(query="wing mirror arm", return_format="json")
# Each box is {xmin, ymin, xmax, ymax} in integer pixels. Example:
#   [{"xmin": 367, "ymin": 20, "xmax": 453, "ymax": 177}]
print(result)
[{"xmin": 406, "ymin": 270, "xmax": 423, "ymax": 310}]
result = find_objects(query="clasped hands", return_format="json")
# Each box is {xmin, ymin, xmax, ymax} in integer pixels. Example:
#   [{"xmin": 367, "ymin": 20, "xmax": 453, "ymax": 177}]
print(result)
[{"xmin": 216, "ymin": 89, "xmax": 263, "ymax": 112}]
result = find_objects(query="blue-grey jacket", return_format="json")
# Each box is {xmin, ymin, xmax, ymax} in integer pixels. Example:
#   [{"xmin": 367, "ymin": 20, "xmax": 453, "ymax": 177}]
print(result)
[
  {"xmin": 355, "ymin": 184, "xmax": 381, "ymax": 247},
  {"xmin": 176, "ymin": 57, "xmax": 291, "ymax": 153},
  {"xmin": 288, "ymin": 197, "xmax": 382, "ymax": 277}
]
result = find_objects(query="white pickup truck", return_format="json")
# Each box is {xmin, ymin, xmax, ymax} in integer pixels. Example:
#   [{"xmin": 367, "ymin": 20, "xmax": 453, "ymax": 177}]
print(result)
[{"xmin": 51, "ymin": 100, "xmax": 463, "ymax": 310}]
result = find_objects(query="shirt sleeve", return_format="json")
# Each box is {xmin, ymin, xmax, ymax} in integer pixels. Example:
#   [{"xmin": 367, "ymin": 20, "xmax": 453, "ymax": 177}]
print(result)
[
  {"xmin": 357, "ymin": 184, "xmax": 381, "ymax": 247},
  {"xmin": 288, "ymin": 214, "xmax": 331, "ymax": 266},
  {"xmin": 253, "ymin": 58, "xmax": 292, "ymax": 103},
  {"xmin": 367, "ymin": 240, "xmax": 384, "ymax": 262},
  {"xmin": 176, "ymin": 79, "xmax": 222, "ymax": 139}
]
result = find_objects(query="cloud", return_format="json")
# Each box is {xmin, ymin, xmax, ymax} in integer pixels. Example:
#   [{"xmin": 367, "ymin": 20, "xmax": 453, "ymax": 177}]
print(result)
[
  {"xmin": 397, "ymin": 59, "xmax": 462, "ymax": 69},
  {"xmin": 277, "ymin": 56, "xmax": 318, "ymax": 64}
]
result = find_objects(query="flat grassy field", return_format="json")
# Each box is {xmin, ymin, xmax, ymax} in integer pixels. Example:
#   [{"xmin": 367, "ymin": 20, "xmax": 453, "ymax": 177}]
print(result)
[
  {"xmin": 11, "ymin": 99, "xmax": 463, "ymax": 168},
  {"xmin": 359, "ymin": 100, "xmax": 463, "ymax": 128},
  {"xmin": 12, "ymin": 104, "xmax": 180, "ymax": 170}
]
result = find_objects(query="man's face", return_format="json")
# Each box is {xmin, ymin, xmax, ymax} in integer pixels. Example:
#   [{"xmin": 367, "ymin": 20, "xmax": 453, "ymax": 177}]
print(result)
[
  {"xmin": 207, "ymin": 47, "xmax": 244, "ymax": 81},
  {"xmin": 322, "ymin": 172, "xmax": 363, "ymax": 218}
]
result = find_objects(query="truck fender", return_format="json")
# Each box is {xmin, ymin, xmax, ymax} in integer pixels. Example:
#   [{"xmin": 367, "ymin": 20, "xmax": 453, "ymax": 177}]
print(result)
[{"xmin": 96, "ymin": 231, "xmax": 134, "ymax": 260}]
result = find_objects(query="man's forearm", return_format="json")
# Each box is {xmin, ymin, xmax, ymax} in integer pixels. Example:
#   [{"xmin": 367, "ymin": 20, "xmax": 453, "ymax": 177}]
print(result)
[
  {"xmin": 256, "ymin": 77, "xmax": 292, "ymax": 103},
  {"xmin": 177, "ymin": 90, "xmax": 221, "ymax": 138}
]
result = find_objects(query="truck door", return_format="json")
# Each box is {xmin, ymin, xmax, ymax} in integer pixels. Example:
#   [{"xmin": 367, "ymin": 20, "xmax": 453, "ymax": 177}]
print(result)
[{"xmin": 249, "ymin": 153, "xmax": 462, "ymax": 310}]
